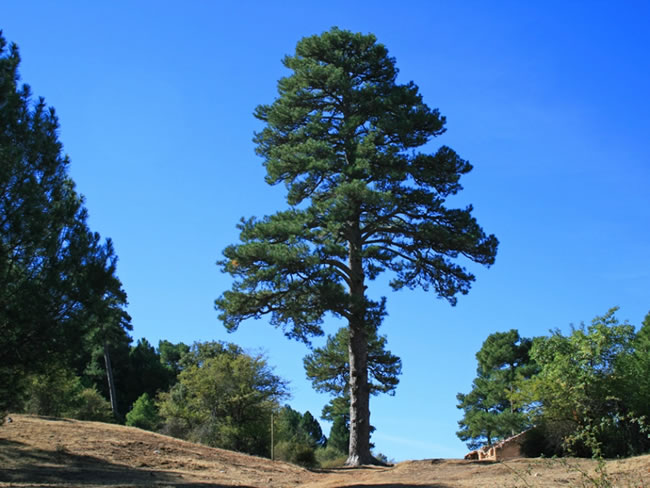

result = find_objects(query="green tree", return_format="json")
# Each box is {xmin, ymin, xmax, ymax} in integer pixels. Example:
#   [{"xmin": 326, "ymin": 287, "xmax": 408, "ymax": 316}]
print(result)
[
  {"xmin": 158, "ymin": 340, "xmax": 190, "ymax": 379},
  {"xmin": 273, "ymin": 406, "xmax": 325, "ymax": 466},
  {"xmin": 20, "ymin": 366, "xmax": 112, "ymax": 422},
  {"xmin": 22, "ymin": 366, "xmax": 84, "ymax": 417},
  {"xmin": 157, "ymin": 341, "xmax": 288, "ymax": 456},
  {"xmin": 75, "ymin": 387, "xmax": 113, "ymax": 422},
  {"xmin": 518, "ymin": 308, "xmax": 643, "ymax": 457},
  {"xmin": 81, "ymin": 323, "xmax": 132, "ymax": 417},
  {"xmin": 124, "ymin": 338, "xmax": 174, "ymax": 410},
  {"xmin": 619, "ymin": 311, "xmax": 650, "ymax": 423},
  {"xmin": 327, "ymin": 405, "xmax": 351, "ymax": 454},
  {"xmin": 215, "ymin": 27, "xmax": 497, "ymax": 465},
  {"xmin": 125, "ymin": 393, "xmax": 161, "ymax": 431},
  {"xmin": 300, "ymin": 410, "xmax": 326, "ymax": 448},
  {"xmin": 0, "ymin": 32, "xmax": 130, "ymax": 413},
  {"xmin": 456, "ymin": 330, "xmax": 536, "ymax": 449}
]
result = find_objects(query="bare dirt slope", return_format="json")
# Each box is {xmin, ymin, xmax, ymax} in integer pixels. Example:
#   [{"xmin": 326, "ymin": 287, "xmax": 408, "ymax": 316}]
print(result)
[{"xmin": 1, "ymin": 415, "xmax": 649, "ymax": 488}]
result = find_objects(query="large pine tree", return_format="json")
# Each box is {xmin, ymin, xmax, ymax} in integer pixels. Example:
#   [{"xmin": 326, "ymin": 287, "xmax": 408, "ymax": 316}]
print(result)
[
  {"xmin": 216, "ymin": 28, "xmax": 498, "ymax": 465},
  {"xmin": 0, "ymin": 32, "xmax": 130, "ymax": 413}
]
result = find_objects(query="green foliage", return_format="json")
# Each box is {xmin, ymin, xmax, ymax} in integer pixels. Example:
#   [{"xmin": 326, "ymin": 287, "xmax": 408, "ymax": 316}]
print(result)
[
  {"xmin": 125, "ymin": 393, "xmax": 160, "ymax": 431},
  {"xmin": 272, "ymin": 406, "xmax": 326, "ymax": 466},
  {"xmin": 300, "ymin": 410, "xmax": 326, "ymax": 448},
  {"xmin": 158, "ymin": 340, "xmax": 189, "ymax": 379},
  {"xmin": 216, "ymin": 27, "xmax": 497, "ymax": 464},
  {"xmin": 618, "ymin": 311, "xmax": 650, "ymax": 422},
  {"xmin": 75, "ymin": 387, "xmax": 114, "ymax": 422},
  {"xmin": 20, "ymin": 366, "xmax": 113, "ymax": 422},
  {"xmin": 456, "ymin": 329, "xmax": 536, "ymax": 450},
  {"xmin": 460, "ymin": 310, "xmax": 650, "ymax": 458},
  {"xmin": 157, "ymin": 341, "xmax": 288, "ymax": 457},
  {"xmin": 81, "ymin": 327, "xmax": 132, "ymax": 416},
  {"xmin": 125, "ymin": 339, "xmax": 175, "ymax": 409},
  {"xmin": 22, "ymin": 367, "xmax": 84, "ymax": 417},
  {"xmin": 328, "ymin": 414, "xmax": 350, "ymax": 455},
  {"xmin": 0, "ymin": 32, "xmax": 130, "ymax": 413},
  {"xmin": 274, "ymin": 440, "xmax": 317, "ymax": 467},
  {"xmin": 314, "ymin": 445, "xmax": 349, "ymax": 468},
  {"xmin": 304, "ymin": 325, "xmax": 402, "ymax": 397},
  {"xmin": 517, "ymin": 308, "xmax": 648, "ymax": 457}
]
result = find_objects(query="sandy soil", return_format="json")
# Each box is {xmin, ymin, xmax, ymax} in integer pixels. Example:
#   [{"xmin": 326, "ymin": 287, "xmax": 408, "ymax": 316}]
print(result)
[{"xmin": 1, "ymin": 414, "xmax": 648, "ymax": 487}]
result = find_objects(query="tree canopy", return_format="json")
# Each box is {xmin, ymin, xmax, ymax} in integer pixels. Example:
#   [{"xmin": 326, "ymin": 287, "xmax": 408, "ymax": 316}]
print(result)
[
  {"xmin": 157, "ymin": 341, "xmax": 288, "ymax": 456},
  {"xmin": 459, "ymin": 309, "xmax": 650, "ymax": 458},
  {"xmin": 0, "ymin": 31, "xmax": 130, "ymax": 414},
  {"xmin": 216, "ymin": 27, "xmax": 497, "ymax": 465}
]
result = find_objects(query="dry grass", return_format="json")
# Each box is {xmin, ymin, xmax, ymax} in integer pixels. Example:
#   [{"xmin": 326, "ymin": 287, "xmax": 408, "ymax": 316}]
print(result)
[{"xmin": 1, "ymin": 414, "xmax": 648, "ymax": 487}]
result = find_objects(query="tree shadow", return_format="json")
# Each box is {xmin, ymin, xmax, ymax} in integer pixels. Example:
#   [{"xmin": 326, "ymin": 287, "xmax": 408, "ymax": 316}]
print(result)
[
  {"xmin": 331, "ymin": 484, "xmax": 451, "ymax": 488},
  {"xmin": 0, "ymin": 438, "xmax": 254, "ymax": 487}
]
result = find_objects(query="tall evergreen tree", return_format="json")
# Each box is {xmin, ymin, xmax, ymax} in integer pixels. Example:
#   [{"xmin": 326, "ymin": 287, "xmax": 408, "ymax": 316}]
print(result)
[
  {"xmin": 0, "ymin": 32, "xmax": 131, "ymax": 413},
  {"xmin": 216, "ymin": 28, "xmax": 497, "ymax": 465}
]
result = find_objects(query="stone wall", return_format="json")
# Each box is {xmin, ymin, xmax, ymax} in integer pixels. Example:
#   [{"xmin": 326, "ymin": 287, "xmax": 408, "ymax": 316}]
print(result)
[{"xmin": 463, "ymin": 430, "xmax": 529, "ymax": 461}]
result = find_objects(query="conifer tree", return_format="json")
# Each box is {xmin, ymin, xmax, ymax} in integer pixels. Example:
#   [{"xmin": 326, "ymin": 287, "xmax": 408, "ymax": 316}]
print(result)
[
  {"xmin": 456, "ymin": 330, "xmax": 536, "ymax": 449},
  {"xmin": 0, "ymin": 32, "xmax": 130, "ymax": 413},
  {"xmin": 216, "ymin": 28, "xmax": 497, "ymax": 465}
]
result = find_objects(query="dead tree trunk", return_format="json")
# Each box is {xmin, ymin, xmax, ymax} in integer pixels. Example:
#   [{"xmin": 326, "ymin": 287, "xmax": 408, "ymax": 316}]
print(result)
[{"xmin": 103, "ymin": 341, "xmax": 118, "ymax": 418}]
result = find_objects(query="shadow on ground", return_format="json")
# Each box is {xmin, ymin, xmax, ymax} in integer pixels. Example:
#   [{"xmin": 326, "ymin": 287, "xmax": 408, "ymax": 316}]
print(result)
[
  {"xmin": 0, "ymin": 438, "xmax": 253, "ymax": 487},
  {"xmin": 332, "ymin": 485, "xmax": 451, "ymax": 488}
]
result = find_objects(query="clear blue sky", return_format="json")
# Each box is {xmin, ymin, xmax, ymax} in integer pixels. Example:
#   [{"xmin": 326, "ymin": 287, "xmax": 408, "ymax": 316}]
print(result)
[{"xmin": 4, "ymin": 1, "xmax": 649, "ymax": 460}]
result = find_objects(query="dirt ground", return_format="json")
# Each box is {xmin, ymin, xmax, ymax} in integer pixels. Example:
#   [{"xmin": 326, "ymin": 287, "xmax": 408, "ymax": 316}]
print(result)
[{"xmin": 1, "ymin": 415, "xmax": 648, "ymax": 488}]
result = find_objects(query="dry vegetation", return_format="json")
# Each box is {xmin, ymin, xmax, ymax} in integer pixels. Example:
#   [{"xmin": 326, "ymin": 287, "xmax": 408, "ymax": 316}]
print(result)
[{"xmin": 1, "ymin": 415, "xmax": 648, "ymax": 488}]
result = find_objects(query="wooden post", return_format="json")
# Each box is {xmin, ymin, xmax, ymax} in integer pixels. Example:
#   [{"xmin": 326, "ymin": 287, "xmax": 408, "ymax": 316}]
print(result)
[{"xmin": 271, "ymin": 412, "xmax": 274, "ymax": 461}]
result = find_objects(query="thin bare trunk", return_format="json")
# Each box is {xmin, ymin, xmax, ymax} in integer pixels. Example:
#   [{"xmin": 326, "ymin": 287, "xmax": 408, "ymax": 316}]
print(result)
[{"xmin": 103, "ymin": 341, "xmax": 118, "ymax": 417}]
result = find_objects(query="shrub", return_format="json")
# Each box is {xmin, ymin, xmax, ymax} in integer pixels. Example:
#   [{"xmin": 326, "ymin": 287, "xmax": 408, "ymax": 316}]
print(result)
[
  {"xmin": 75, "ymin": 388, "xmax": 114, "ymax": 422},
  {"xmin": 314, "ymin": 445, "xmax": 348, "ymax": 468},
  {"xmin": 274, "ymin": 440, "xmax": 317, "ymax": 468},
  {"xmin": 125, "ymin": 393, "xmax": 160, "ymax": 431},
  {"xmin": 22, "ymin": 367, "xmax": 84, "ymax": 417}
]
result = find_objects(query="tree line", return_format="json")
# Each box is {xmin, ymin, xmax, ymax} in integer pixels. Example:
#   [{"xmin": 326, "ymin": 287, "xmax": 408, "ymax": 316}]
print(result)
[{"xmin": 457, "ymin": 308, "xmax": 650, "ymax": 458}]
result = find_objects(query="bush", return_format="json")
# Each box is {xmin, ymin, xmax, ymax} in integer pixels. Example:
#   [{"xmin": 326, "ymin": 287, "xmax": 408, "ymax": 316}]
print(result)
[
  {"xmin": 314, "ymin": 445, "xmax": 348, "ymax": 468},
  {"xmin": 75, "ymin": 388, "xmax": 114, "ymax": 422},
  {"xmin": 22, "ymin": 367, "xmax": 84, "ymax": 417},
  {"xmin": 274, "ymin": 440, "xmax": 317, "ymax": 468},
  {"xmin": 125, "ymin": 393, "xmax": 160, "ymax": 431}
]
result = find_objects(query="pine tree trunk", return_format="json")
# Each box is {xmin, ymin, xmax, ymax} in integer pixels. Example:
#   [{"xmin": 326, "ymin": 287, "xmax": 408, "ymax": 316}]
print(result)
[
  {"xmin": 345, "ymin": 220, "xmax": 374, "ymax": 466},
  {"xmin": 103, "ymin": 341, "xmax": 119, "ymax": 417},
  {"xmin": 346, "ymin": 318, "xmax": 373, "ymax": 465}
]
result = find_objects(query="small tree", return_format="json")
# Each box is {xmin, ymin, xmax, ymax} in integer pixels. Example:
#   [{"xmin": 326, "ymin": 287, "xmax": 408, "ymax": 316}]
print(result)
[
  {"xmin": 21, "ymin": 367, "xmax": 112, "ymax": 422},
  {"xmin": 126, "ymin": 393, "xmax": 160, "ymax": 431},
  {"xmin": 157, "ymin": 341, "xmax": 288, "ymax": 456},
  {"xmin": 273, "ymin": 406, "xmax": 325, "ymax": 467},
  {"xmin": 124, "ymin": 339, "xmax": 174, "ymax": 410},
  {"xmin": 216, "ymin": 27, "xmax": 497, "ymax": 465},
  {"xmin": 518, "ymin": 308, "xmax": 645, "ymax": 457},
  {"xmin": 22, "ymin": 367, "xmax": 84, "ymax": 417},
  {"xmin": 75, "ymin": 387, "xmax": 113, "ymax": 422},
  {"xmin": 456, "ymin": 330, "xmax": 536, "ymax": 449}
]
